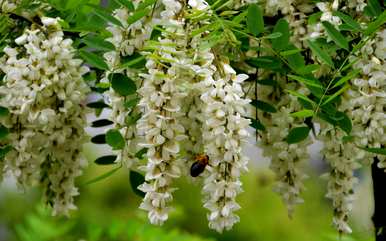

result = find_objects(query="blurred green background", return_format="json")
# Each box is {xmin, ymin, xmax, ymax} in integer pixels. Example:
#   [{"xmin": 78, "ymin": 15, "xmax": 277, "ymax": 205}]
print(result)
[{"xmin": 0, "ymin": 144, "xmax": 375, "ymax": 241}]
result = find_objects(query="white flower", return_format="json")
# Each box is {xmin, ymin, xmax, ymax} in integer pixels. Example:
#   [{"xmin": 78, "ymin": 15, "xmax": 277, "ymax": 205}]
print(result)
[
  {"xmin": 136, "ymin": 0, "xmax": 189, "ymax": 225},
  {"xmin": 41, "ymin": 16, "xmax": 59, "ymax": 26},
  {"xmin": 319, "ymin": 127, "xmax": 361, "ymax": 234},
  {"xmin": 0, "ymin": 17, "xmax": 90, "ymax": 216},
  {"xmin": 342, "ymin": 29, "xmax": 386, "ymax": 166},
  {"xmin": 188, "ymin": 0, "xmax": 208, "ymax": 10},
  {"xmin": 257, "ymin": 82, "xmax": 311, "ymax": 217},
  {"xmin": 0, "ymin": 0, "xmax": 20, "ymax": 12},
  {"xmin": 200, "ymin": 60, "xmax": 250, "ymax": 232}
]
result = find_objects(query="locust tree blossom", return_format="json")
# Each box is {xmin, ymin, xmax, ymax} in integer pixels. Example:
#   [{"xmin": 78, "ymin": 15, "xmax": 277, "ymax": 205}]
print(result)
[
  {"xmin": 102, "ymin": 2, "xmax": 156, "ymax": 168},
  {"xmin": 136, "ymin": 0, "xmax": 188, "ymax": 225},
  {"xmin": 200, "ymin": 61, "xmax": 250, "ymax": 232},
  {"xmin": 319, "ymin": 126, "xmax": 362, "ymax": 233},
  {"xmin": 308, "ymin": 0, "xmax": 342, "ymax": 39},
  {"xmin": 345, "ymin": 0, "xmax": 366, "ymax": 12},
  {"xmin": 0, "ymin": 17, "xmax": 90, "ymax": 215},
  {"xmin": 316, "ymin": 28, "xmax": 385, "ymax": 235},
  {"xmin": 0, "ymin": 0, "xmax": 20, "ymax": 12},
  {"xmin": 342, "ymin": 29, "xmax": 386, "ymax": 166},
  {"xmin": 257, "ymin": 82, "xmax": 311, "ymax": 216},
  {"xmin": 177, "ymin": 0, "xmax": 213, "ymax": 166}
]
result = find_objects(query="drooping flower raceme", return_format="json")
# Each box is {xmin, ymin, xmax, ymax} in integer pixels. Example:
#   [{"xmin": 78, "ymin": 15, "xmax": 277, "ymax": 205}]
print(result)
[
  {"xmin": 200, "ymin": 61, "xmax": 250, "ymax": 232},
  {"xmin": 316, "ymin": 29, "xmax": 385, "ymax": 235},
  {"xmin": 319, "ymin": 126, "xmax": 362, "ymax": 233},
  {"xmin": 342, "ymin": 29, "xmax": 386, "ymax": 167},
  {"xmin": 0, "ymin": 17, "xmax": 90, "ymax": 215},
  {"xmin": 257, "ymin": 82, "xmax": 311, "ymax": 216},
  {"xmin": 177, "ymin": 0, "xmax": 213, "ymax": 165},
  {"xmin": 103, "ymin": 3, "xmax": 157, "ymax": 168},
  {"xmin": 136, "ymin": 0, "xmax": 188, "ymax": 225},
  {"xmin": 0, "ymin": 0, "xmax": 20, "ymax": 12}
]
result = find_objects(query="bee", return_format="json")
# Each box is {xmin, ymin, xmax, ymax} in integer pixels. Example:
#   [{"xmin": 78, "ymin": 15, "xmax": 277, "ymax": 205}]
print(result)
[{"xmin": 190, "ymin": 154, "xmax": 209, "ymax": 177}]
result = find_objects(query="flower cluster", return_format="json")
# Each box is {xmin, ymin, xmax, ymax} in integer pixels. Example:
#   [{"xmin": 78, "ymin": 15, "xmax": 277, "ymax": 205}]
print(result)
[
  {"xmin": 177, "ymin": 0, "xmax": 212, "ymax": 165},
  {"xmin": 104, "ymin": 1, "xmax": 155, "ymax": 69},
  {"xmin": 308, "ymin": 0, "xmax": 341, "ymax": 39},
  {"xmin": 341, "ymin": 28, "xmax": 386, "ymax": 166},
  {"xmin": 257, "ymin": 82, "xmax": 311, "ymax": 216},
  {"xmin": 319, "ymin": 126, "xmax": 362, "ymax": 233},
  {"xmin": 0, "ymin": 17, "xmax": 90, "ymax": 215},
  {"xmin": 0, "ymin": 0, "xmax": 20, "ymax": 12},
  {"xmin": 200, "ymin": 61, "xmax": 250, "ymax": 232},
  {"xmin": 102, "ymin": 1, "xmax": 157, "ymax": 168},
  {"xmin": 136, "ymin": 0, "xmax": 188, "ymax": 225}
]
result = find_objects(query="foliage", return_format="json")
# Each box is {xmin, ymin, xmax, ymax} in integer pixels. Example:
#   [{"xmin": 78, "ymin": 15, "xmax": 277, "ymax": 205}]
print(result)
[
  {"xmin": 0, "ymin": 0, "xmax": 385, "ymax": 237},
  {"xmin": 14, "ymin": 205, "xmax": 214, "ymax": 241}
]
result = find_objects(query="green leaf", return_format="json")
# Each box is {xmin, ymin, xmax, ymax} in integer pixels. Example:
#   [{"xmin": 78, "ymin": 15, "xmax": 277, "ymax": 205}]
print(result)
[
  {"xmin": 91, "ymin": 134, "xmax": 106, "ymax": 144},
  {"xmin": 307, "ymin": 40, "xmax": 334, "ymax": 68},
  {"xmin": 308, "ymin": 12, "xmax": 322, "ymax": 25},
  {"xmin": 333, "ymin": 11, "xmax": 362, "ymax": 31},
  {"xmin": 112, "ymin": 0, "xmax": 134, "ymax": 10},
  {"xmin": 127, "ymin": 8, "xmax": 150, "ymax": 25},
  {"xmin": 332, "ymin": 69, "xmax": 361, "ymax": 88},
  {"xmin": 0, "ymin": 106, "xmax": 9, "ymax": 117},
  {"xmin": 83, "ymin": 71, "xmax": 97, "ymax": 82},
  {"xmin": 272, "ymin": 19, "xmax": 290, "ymax": 51},
  {"xmin": 250, "ymin": 119, "xmax": 265, "ymax": 131},
  {"xmin": 359, "ymin": 147, "xmax": 386, "ymax": 156},
  {"xmin": 63, "ymin": 0, "xmax": 86, "ymax": 9},
  {"xmin": 83, "ymin": 165, "xmax": 122, "ymax": 186},
  {"xmin": 91, "ymin": 119, "xmax": 114, "ymax": 127},
  {"xmin": 96, "ymin": 82, "xmax": 110, "ymax": 89},
  {"xmin": 125, "ymin": 113, "xmax": 141, "ymax": 126},
  {"xmin": 285, "ymin": 48, "xmax": 306, "ymax": 73},
  {"xmin": 79, "ymin": 50, "xmax": 109, "ymax": 70},
  {"xmin": 322, "ymin": 85, "xmax": 350, "ymax": 106},
  {"xmin": 341, "ymin": 58, "xmax": 360, "ymax": 72},
  {"xmin": 322, "ymin": 21, "xmax": 349, "ymax": 50},
  {"xmin": 263, "ymin": 32, "xmax": 282, "ymax": 39},
  {"xmin": 120, "ymin": 54, "xmax": 146, "ymax": 69},
  {"xmin": 94, "ymin": 155, "xmax": 117, "ymax": 165},
  {"xmin": 130, "ymin": 171, "xmax": 145, "ymax": 197},
  {"xmin": 364, "ymin": 0, "xmax": 382, "ymax": 17},
  {"xmin": 137, "ymin": 0, "xmax": 157, "ymax": 10},
  {"xmin": 297, "ymin": 64, "xmax": 321, "ymax": 75},
  {"xmin": 287, "ymin": 74, "xmax": 324, "ymax": 88},
  {"xmin": 82, "ymin": 35, "xmax": 115, "ymax": 52},
  {"xmin": 0, "ymin": 145, "xmax": 12, "ymax": 159},
  {"xmin": 336, "ymin": 111, "xmax": 352, "ymax": 134},
  {"xmin": 290, "ymin": 110, "xmax": 314, "ymax": 118},
  {"xmin": 93, "ymin": 8, "xmax": 123, "ymax": 27},
  {"xmin": 247, "ymin": 4, "xmax": 264, "ymax": 36},
  {"xmin": 110, "ymin": 73, "xmax": 136, "ymax": 96},
  {"xmin": 106, "ymin": 129, "xmax": 125, "ymax": 150},
  {"xmin": 364, "ymin": 11, "xmax": 386, "ymax": 36},
  {"xmin": 251, "ymin": 100, "xmax": 277, "ymax": 113},
  {"xmin": 246, "ymin": 56, "xmax": 282, "ymax": 70},
  {"xmin": 280, "ymin": 49, "xmax": 303, "ymax": 56},
  {"xmin": 87, "ymin": 101, "xmax": 110, "ymax": 109},
  {"xmin": 135, "ymin": 148, "xmax": 147, "ymax": 159},
  {"xmin": 339, "ymin": 23, "xmax": 358, "ymax": 32},
  {"xmin": 124, "ymin": 98, "xmax": 140, "ymax": 109},
  {"xmin": 286, "ymin": 126, "xmax": 310, "ymax": 144},
  {"xmin": 0, "ymin": 125, "xmax": 9, "ymax": 139},
  {"xmin": 298, "ymin": 98, "xmax": 314, "ymax": 110},
  {"xmin": 286, "ymin": 90, "xmax": 316, "ymax": 107},
  {"xmin": 342, "ymin": 135, "xmax": 354, "ymax": 143}
]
